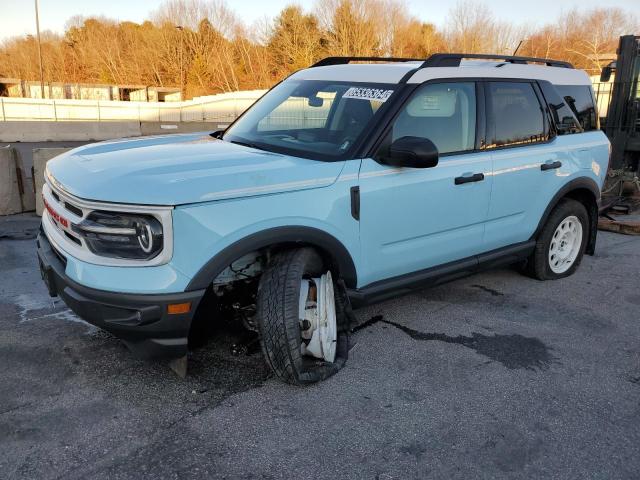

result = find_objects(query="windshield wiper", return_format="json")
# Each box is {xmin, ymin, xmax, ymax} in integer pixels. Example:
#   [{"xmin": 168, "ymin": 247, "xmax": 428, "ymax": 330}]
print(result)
[{"xmin": 228, "ymin": 139, "xmax": 267, "ymax": 151}]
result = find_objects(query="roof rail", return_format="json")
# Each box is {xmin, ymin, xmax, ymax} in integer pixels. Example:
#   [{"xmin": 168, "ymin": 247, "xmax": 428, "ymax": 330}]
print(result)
[
  {"xmin": 311, "ymin": 56, "xmax": 422, "ymax": 67},
  {"xmin": 421, "ymin": 53, "xmax": 574, "ymax": 69}
]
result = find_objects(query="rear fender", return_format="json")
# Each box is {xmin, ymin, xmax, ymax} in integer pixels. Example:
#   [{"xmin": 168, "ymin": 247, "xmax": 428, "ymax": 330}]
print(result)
[{"xmin": 532, "ymin": 177, "xmax": 600, "ymax": 255}]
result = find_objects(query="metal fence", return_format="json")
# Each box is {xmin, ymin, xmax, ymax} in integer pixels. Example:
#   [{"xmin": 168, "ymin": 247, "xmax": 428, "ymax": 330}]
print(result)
[
  {"xmin": 0, "ymin": 90, "xmax": 266, "ymax": 123},
  {"xmin": 592, "ymin": 81, "xmax": 639, "ymax": 132}
]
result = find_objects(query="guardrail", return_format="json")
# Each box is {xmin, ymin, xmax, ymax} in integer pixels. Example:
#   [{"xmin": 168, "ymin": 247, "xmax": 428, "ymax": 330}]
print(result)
[{"xmin": 0, "ymin": 90, "xmax": 266, "ymax": 123}]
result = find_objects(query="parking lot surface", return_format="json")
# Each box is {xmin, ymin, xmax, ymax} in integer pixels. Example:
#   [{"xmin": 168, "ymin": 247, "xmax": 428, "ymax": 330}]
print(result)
[{"xmin": 1, "ymin": 213, "xmax": 639, "ymax": 479}]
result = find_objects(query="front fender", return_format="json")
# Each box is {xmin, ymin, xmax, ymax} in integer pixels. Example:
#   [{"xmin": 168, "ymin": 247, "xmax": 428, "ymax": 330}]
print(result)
[
  {"xmin": 185, "ymin": 226, "xmax": 357, "ymax": 290},
  {"xmin": 169, "ymin": 163, "xmax": 362, "ymax": 290}
]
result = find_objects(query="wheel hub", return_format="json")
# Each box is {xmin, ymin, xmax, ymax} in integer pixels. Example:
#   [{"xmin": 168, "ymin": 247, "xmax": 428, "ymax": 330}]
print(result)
[
  {"xmin": 298, "ymin": 271, "xmax": 337, "ymax": 362},
  {"xmin": 548, "ymin": 215, "xmax": 582, "ymax": 274}
]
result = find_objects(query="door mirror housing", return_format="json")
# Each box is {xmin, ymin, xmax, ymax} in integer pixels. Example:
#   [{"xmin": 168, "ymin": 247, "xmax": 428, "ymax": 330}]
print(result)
[
  {"xmin": 384, "ymin": 136, "xmax": 439, "ymax": 168},
  {"xmin": 600, "ymin": 62, "xmax": 615, "ymax": 82}
]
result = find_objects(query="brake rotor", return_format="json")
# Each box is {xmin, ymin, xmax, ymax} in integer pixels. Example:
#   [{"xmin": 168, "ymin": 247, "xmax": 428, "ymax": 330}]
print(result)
[{"xmin": 298, "ymin": 271, "xmax": 337, "ymax": 362}]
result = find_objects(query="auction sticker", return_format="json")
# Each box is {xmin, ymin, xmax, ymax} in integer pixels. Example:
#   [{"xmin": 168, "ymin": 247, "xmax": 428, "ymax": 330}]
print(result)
[{"xmin": 342, "ymin": 87, "xmax": 394, "ymax": 102}]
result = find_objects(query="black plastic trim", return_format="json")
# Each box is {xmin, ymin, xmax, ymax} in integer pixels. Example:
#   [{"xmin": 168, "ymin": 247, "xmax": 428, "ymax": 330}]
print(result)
[
  {"xmin": 357, "ymin": 84, "xmax": 417, "ymax": 159},
  {"xmin": 350, "ymin": 186, "xmax": 360, "ymax": 221},
  {"xmin": 541, "ymin": 161, "xmax": 562, "ymax": 171},
  {"xmin": 421, "ymin": 53, "xmax": 573, "ymax": 69},
  {"xmin": 36, "ymin": 231, "xmax": 205, "ymax": 359},
  {"xmin": 310, "ymin": 53, "xmax": 573, "ymax": 70},
  {"xmin": 455, "ymin": 173, "xmax": 485, "ymax": 185},
  {"xmin": 530, "ymin": 177, "xmax": 600, "ymax": 255},
  {"xmin": 311, "ymin": 56, "xmax": 422, "ymax": 67},
  {"xmin": 186, "ymin": 226, "xmax": 358, "ymax": 290},
  {"xmin": 348, "ymin": 241, "xmax": 535, "ymax": 307}
]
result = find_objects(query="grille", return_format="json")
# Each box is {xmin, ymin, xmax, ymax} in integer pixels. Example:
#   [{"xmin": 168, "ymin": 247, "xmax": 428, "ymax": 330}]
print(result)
[
  {"xmin": 64, "ymin": 202, "xmax": 83, "ymax": 217},
  {"xmin": 45, "ymin": 182, "xmax": 85, "ymax": 248}
]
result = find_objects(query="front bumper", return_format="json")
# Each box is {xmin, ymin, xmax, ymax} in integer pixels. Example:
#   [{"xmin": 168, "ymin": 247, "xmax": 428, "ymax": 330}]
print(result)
[{"xmin": 36, "ymin": 230, "xmax": 205, "ymax": 359}]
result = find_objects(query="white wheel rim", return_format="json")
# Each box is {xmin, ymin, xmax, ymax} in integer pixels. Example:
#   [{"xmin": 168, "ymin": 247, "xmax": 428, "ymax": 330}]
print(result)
[
  {"xmin": 548, "ymin": 215, "xmax": 583, "ymax": 274},
  {"xmin": 298, "ymin": 271, "xmax": 337, "ymax": 362}
]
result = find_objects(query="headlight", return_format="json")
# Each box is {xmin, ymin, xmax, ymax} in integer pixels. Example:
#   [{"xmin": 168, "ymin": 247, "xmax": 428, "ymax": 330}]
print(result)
[{"xmin": 72, "ymin": 211, "xmax": 164, "ymax": 260}]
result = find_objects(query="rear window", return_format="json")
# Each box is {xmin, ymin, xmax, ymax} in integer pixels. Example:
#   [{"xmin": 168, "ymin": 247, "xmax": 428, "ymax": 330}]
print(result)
[{"xmin": 555, "ymin": 85, "xmax": 598, "ymax": 131}]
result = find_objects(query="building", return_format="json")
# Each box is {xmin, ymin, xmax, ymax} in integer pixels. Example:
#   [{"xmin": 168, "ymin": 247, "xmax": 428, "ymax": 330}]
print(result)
[{"xmin": 0, "ymin": 78, "xmax": 182, "ymax": 102}]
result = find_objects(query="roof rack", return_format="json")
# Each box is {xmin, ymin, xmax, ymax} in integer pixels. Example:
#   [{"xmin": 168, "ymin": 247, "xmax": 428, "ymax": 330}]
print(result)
[
  {"xmin": 311, "ymin": 56, "xmax": 422, "ymax": 67},
  {"xmin": 421, "ymin": 53, "xmax": 574, "ymax": 69},
  {"xmin": 311, "ymin": 53, "xmax": 574, "ymax": 70}
]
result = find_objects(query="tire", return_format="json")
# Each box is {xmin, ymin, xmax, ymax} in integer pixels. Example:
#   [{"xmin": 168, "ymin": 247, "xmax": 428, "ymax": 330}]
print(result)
[
  {"xmin": 525, "ymin": 198, "xmax": 589, "ymax": 280},
  {"xmin": 256, "ymin": 248, "xmax": 349, "ymax": 385}
]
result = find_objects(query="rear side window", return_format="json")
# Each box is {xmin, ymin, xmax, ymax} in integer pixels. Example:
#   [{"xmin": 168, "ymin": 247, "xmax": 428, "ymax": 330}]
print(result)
[
  {"xmin": 555, "ymin": 85, "xmax": 598, "ymax": 131},
  {"xmin": 488, "ymin": 82, "xmax": 546, "ymax": 148},
  {"xmin": 538, "ymin": 81, "xmax": 582, "ymax": 135}
]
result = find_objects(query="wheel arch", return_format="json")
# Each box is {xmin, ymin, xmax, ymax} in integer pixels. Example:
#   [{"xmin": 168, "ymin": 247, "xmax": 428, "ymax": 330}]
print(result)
[
  {"xmin": 532, "ymin": 177, "xmax": 600, "ymax": 255},
  {"xmin": 185, "ymin": 226, "xmax": 358, "ymax": 291}
]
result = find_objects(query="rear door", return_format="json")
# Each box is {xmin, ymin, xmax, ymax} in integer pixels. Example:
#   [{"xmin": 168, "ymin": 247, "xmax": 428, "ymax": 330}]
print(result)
[
  {"xmin": 358, "ymin": 81, "xmax": 492, "ymax": 287},
  {"xmin": 483, "ymin": 80, "xmax": 568, "ymax": 251}
]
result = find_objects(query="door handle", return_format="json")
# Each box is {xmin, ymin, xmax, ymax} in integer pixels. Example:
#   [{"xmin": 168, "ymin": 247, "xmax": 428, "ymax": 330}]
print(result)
[
  {"xmin": 541, "ymin": 161, "xmax": 562, "ymax": 171},
  {"xmin": 455, "ymin": 173, "xmax": 485, "ymax": 185}
]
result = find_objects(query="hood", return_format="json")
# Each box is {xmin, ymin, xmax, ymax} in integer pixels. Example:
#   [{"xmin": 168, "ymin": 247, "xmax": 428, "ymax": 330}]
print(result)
[{"xmin": 46, "ymin": 133, "xmax": 345, "ymax": 205}]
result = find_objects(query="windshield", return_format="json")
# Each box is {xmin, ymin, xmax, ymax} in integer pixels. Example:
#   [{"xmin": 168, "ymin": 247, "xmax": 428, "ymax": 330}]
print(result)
[{"xmin": 222, "ymin": 80, "xmax": 398, "ymax": 161}]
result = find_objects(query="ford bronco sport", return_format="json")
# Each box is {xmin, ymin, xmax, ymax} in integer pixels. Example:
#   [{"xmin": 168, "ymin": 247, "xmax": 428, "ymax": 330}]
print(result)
[{"xmin": 37, "ymin": 53, "xmax": 610, "ymax": 384}]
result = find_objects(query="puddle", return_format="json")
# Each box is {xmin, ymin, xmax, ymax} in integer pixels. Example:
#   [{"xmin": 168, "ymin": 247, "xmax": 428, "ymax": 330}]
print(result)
[
  {"xmin": 12, "ymin": 293, "xmax": 96, "ymax": 333},
  {"xmin": 0, "ymin": 228, "xmax": 38, "ymax": 240},
  {"xmin": 353, "ymin": 315, "xmax": 554, "ymax": 371}
]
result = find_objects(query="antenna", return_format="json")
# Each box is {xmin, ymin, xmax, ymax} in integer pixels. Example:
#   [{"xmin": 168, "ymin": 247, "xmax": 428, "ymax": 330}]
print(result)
[{"xmin": 513, "ymin": 39, "xmax": 526, "ymax": 56}]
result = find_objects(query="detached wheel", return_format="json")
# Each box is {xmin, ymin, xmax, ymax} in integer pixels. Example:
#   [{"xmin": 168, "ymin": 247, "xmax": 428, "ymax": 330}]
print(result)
[
  {"xmin": 256, "ymin": 248, "xmax": 349, "ymax": 385},
  {"xmin": 526, "ymin": 198, "xmax": 589, "ymax": 280}
]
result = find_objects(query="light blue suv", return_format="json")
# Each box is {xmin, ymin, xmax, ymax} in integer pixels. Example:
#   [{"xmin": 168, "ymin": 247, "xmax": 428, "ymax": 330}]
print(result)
[{"xmin": 37, "ymin": 54, "xmax": 610, "ymax": 384}]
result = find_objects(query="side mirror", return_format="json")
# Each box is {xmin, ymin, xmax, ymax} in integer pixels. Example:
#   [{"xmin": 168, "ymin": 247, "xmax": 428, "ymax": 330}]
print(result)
[
  {"xmin": 385, "ymin": 136, "xmax": 439, "ymax": 168},
  {"xmin": 210, "ymin": 129, "xmax": 225, "ymax": 139},
  {"xmin": 600, "ymin": 62, "xmax": 615, "ymax": 82}
]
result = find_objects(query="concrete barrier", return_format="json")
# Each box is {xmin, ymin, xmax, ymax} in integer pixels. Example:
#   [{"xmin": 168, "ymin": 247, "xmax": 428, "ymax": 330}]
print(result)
[
  {"xmin": 139, "ymin": 121, "xmax": 225, "ymax": 136},
  {"xmin": 0, "ymin": 121, "xmax": 227, "ymax": 142},
  {"xmin": 13, "ymin": 148, "xmax": 36, "ymax": 213},
  {"xmin": 0, "ymin": 121, "xmax": 141, "ymax": 142},
  {"xmin": 33, "ymin": 148, "xmax": 73, "ymax": 216},
  {"xmin": 0, "ymin": 146, "xmax": 23, "ymax": 216}
]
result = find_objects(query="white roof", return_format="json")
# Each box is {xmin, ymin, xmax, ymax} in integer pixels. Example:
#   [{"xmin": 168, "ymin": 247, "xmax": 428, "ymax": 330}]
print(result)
[
  {"xmin": 290, "ymin": 60, "xmax": 591, "ymax": 86},
  {"xmin": 289, "ymin": 63, "xmax": 420, "ymax": 84}
]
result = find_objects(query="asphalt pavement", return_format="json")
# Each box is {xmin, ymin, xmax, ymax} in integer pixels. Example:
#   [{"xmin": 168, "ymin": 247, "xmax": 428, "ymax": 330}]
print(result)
[{"xmin": 1, "ymin": 213, "xmax": 639, "ymax": 479}]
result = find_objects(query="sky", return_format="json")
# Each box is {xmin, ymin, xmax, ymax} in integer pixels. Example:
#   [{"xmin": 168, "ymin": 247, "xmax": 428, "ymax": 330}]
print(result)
[{"xmin": 1, "ymin": 0, "xmax": 638, "ymax": 42}]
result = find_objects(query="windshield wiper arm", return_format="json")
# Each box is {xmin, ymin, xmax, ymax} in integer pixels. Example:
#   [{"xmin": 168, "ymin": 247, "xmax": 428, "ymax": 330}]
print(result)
[{"xmin": 228, "ymin": 139, "xmax": 266, "ymax": 151}]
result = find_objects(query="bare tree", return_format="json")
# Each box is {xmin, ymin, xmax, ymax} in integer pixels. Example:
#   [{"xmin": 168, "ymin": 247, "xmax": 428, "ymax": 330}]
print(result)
[{"xmin": 0, "ymin": 0, "xmax": 638, "ymax": 96}]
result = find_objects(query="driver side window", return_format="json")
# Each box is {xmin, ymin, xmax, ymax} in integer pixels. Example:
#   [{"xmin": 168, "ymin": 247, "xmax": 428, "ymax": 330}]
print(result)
[{"xmin": 388, "ymin": 82, "xmax": 477, "ymax": 156}]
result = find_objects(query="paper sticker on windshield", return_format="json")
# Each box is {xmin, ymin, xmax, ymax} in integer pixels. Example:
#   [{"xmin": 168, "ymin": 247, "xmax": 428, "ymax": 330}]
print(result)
[
  {"xmin": 422, "ymin": 95, "xmax": 440, "ymax": 110},
  {"xmin": 342, "ymin": 87, "xmax": 394, "ymax": 102}
]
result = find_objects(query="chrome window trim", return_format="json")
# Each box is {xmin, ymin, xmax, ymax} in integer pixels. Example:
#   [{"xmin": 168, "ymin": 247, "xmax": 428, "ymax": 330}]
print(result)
[{"xmin": 42, "ymin": 173, "xmax": 174, "ymax": 268}]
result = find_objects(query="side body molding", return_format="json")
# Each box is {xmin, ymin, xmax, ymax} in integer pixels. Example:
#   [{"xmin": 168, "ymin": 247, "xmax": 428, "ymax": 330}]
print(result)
[
  {"xmin": 531, "ymin": 177, "xmax": 601, "ymax": 255},
  {"xmin": 186, "ymin": 226, "xmax": 358, "ymax": 291}
]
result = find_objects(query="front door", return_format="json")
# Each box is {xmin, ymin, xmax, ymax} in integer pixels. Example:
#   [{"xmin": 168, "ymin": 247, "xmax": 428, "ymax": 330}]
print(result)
[{"xmin": 358, "ymin": 81, "xmax": 492, "ymax": 287}]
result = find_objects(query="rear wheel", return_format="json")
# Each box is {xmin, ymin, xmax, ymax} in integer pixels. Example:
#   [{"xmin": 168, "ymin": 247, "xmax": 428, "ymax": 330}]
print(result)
[
  {"xmin": 525, "ymin": 198, "xmax": 589, "ymax": 280},
  {"xmin": 256, "ymin": 248, "xmax": 349, "ymax": 385}
]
